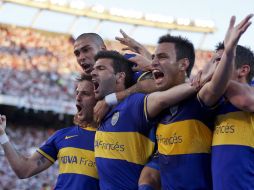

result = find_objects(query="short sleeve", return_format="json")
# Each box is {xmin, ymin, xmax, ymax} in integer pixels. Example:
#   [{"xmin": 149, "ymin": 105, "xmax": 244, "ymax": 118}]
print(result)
[{"xmin": 36, "ymin": 130, "xmax": 63, "ymax": 163}]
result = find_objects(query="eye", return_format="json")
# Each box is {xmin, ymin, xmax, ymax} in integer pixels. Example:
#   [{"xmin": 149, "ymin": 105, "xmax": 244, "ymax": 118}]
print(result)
[
  {"xmin": 158, "ymin": 56, "xmax": 168, "ymax": 60},
  {"xmin": 214, "ymin": 57, "xmax": 221, "ymax": 63},
  {"xmin": 81, "ymin": 47, "xmax": 90, "ymax": 53},
  {"xmin": 81, "ymin": 91, "xmax": 92, "ymax": 97},
  {"xmin": 157, "ymin": 53, "xmax": 169, "ymax": 60},
  {"xmin": 98, "ymin": 66, "xmax": 105, "ymax": 70},
  {"xmin": 74, "ymin": 51, "xmax": 80, "ymax": 57}
]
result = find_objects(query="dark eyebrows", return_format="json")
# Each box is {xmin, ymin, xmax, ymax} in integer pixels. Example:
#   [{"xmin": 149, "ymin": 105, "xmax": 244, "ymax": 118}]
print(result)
[{"xmin": 156, "ymin": 52, "xmax": 169, "ymax": 58}]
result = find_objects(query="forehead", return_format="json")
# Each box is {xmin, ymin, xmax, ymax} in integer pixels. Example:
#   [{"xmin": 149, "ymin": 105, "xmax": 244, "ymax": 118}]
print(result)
[
  {"xmin": 77, "ymin": 80, "xmax": 93, "ymax": 91},
  {"xmin": 74, "ymin": 37, "xmax": 97, "ymax": 50},
  {"xmin": 155, "ymin": 42, "xmax": 176, "ymax": 55},
  {"xmin": 216, "ymin": 49, "xmax": 224, "ymax": 57},
  {"xmin": 94, "ymin": 58, "xmax": 113, "ymax": 67}
]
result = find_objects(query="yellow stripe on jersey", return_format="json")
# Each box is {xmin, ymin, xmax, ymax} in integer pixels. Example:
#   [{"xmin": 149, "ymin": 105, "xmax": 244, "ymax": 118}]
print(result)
[
  {"xmin": 58, "ymin": 147, "xmax": 98, "ymax": 179},
  {"xmin": 137, "ymin": 71, "xmax": 151, "ymax": 82},
  {"xmin": 157, "ymin": 119, "xmax": 212, "ymax": 155},
  {"xmin": 81, "ymin": 126, "xmax": 97, "ymax": 131},
  {"xmin": 95, "ymin": 131, "xmax": 155, "ymax": 165},
  {"xmin": 37, "ymin": 149, "xmax": 55, "ymax": 163},
  {"xmin": 213, "ymin": 111, "xmax": 254, "ymax": 147}
]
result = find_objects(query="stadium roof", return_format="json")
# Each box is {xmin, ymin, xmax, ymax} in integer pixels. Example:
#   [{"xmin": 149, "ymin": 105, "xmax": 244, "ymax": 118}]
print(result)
[
  {"xmin": 2, "ymin": 0, "xmax": 216, "ymax": 33},
  {"xmin": 0, "ymin": 0, "xmax": 253, "ymax": 51}
]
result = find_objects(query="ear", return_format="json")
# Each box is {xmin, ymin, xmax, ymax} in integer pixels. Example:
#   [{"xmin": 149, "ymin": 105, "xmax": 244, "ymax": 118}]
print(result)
[
  {"xmin": 116, "ymin": 72, "xmax": 126, "ymax": 84},
  {"xmin": 237, "ymin": 65, "xmax": 250, "ymax": 80},
  {"xmin": 178, "ymin": 58, "xmax": 190, "ymax": 72},
  {"xmin": 101, "ymin": 44, "xmax": 107, "ymax": 51}
]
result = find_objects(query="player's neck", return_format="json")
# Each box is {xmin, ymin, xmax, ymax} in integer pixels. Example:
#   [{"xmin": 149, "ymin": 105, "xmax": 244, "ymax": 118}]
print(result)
[{"xmin": 80, "ymin": 121, "xmax": 97, "ymax": 129}]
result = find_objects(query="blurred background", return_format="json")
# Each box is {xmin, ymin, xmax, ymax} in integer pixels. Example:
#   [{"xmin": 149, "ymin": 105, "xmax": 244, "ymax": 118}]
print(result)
[{"xmin": 0, "ymin": 0, "xmax": 253, "ymax": 189}]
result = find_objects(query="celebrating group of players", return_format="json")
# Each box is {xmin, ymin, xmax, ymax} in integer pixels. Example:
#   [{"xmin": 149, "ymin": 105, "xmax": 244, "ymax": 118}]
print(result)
[{"xmin": 0, "ymin": 14, "xmax": 254, "ymax": 190}]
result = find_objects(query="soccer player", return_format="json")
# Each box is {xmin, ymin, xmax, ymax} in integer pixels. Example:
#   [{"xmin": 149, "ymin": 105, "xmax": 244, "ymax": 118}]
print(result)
[
  {"xmin": 0, "ymin": 74, "xmax": 99, "ymax": 190},
  {"xmin": 211, "ymin": 43, "xmax": 254, "ymax": 189},
  {"xmin": 74, "ymin": 33, "xmax": 106, "ymax": 75},
  {"xmin": 116, "ymin": 30, "xmax": 161, "ymax": 190},
  {"xmin": 149, "ymin": 14, "xmax": 252, "ymax": 190}
]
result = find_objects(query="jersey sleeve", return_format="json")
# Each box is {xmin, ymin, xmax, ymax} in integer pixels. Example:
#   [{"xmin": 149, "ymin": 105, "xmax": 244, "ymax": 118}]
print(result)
[
  {"xmin": 197, "ymin": 93, "xmax": 225, "ymax": 111},
  {"xmin": 36, "ymin": 130, "xmax": 63, "ymax": 163},
  {"xmin": 145, "ymin": 151, "xmax": 160, "ymax": 171},
  {"xmin": 128, "ymin": 93, "xmax": 156, "ymax": 131}
]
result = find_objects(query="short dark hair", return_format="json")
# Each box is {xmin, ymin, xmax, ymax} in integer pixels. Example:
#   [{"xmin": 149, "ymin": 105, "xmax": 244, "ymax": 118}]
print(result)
[
  {"xmin": 215, "ymin": 42, "xmax": 224, "ymax": 51},
  {"xmin": 75, "ymin": 33, "xmax": 105, "ymax": 48},
  {"xmin": 158, "ymin": 34, "xmax": 195, "ymax": 77},
  {"xmin": 94, "ymin": 50, "xmax": 134, "ymax": 88},
  {"xmin": 215, "ymin": 42, "xmax": 254, "ymax": 84},
  {"xmin": 76, "ymin": 73, "xmax": 93, "ymax": 82}
]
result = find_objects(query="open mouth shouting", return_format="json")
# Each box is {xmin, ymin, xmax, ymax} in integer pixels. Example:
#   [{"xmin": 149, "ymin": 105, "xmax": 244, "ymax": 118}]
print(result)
[
  {"xmin": 76, "ymin": 104, "xmax": 83, "ymax": 117},
  {"xmin": 92, "ymin": 79, "xmax": 99, "ymax": 94},
  {"xmin": 152, "ymin": 69, "xmax": 165, "ymax": 85},
  {"xmin": 80, "ymin": 62, "xmax": 93, "ymax": 74}
]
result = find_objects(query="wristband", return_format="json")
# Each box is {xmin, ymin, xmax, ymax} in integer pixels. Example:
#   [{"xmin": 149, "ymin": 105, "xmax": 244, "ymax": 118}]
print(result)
[
  {"xmin": 0, "ymin": 133, "xmax": 9, "ymax": 145},
  {"xmin": 105, "ymin": 93, "xmax": 118, "ymax": 106}
]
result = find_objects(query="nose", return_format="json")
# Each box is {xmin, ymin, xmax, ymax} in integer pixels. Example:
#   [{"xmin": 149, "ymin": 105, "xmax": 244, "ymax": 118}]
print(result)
[
  {"xmin": 91, "ymin": 69, "xmax": 97, "ymax": 78},
  {"xmin": 151, "ymin": 57, "xmax": 159, "ymax": 69},
  {"xmin": 77, "ymin": 51, "xmax": 87, "ymax": 62},
  {"xmin": 76, "ymin": 92, "xmax": 81, "ymax": 102}
]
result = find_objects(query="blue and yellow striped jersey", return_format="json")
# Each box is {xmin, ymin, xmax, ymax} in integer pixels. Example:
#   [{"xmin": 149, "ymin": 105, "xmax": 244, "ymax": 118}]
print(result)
[
  {"xmin": 155, "ymin": 95, "xmax": 215, "ymax": 190},
  {"xmin": 95, "ymin": 93, "xmax": 156, "ymax": 190},
  {"xmin": 37, "ymin": 126, "xmax": 99, "ymax": 190},
  {"xmin": 212, "ymin": 101, "xmax": 254, "ymax": 190}
]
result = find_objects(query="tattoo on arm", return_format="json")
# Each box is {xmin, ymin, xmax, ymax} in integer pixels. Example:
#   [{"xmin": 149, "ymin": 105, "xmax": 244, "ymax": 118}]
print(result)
[{"xmin": 37, "ymin": 156, "xmax": 46, "ymax": 167}]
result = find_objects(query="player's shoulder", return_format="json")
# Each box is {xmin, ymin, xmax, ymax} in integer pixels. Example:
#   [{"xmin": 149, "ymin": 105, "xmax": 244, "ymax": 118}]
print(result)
[
  {"xmin": 127, "ymin": 93, "xmax": 146, "ymax": 100},
  {"xmin": 119, "ymin": 93, "xmax": 146, "ymax": 109},
  {"xmin": 51, "ymin": 126, "xmax": 78, "ymax": 139}
]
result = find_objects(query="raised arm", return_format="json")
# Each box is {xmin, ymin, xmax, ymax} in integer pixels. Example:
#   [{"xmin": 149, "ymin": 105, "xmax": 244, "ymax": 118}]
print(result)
[
  {"xmin": 0, "ymin": 115, "xmax": 52, "ymax": 179},
  {"xmin": 198, "ymin": 14, "xmax": 253, "ymax": 106},
  {"xmin": 226, "ymin": 80, "xmax": 254, "ymax": 112},
  {"xmin": 115, "ymin": 29, "xmax": 152, "ymax": 60}
]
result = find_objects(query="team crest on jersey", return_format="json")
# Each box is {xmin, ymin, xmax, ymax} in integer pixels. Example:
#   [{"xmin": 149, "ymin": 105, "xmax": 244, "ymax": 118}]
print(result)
[{"xmin": 111, "ymin": 112, "xmax": 119, "ymax": 126}]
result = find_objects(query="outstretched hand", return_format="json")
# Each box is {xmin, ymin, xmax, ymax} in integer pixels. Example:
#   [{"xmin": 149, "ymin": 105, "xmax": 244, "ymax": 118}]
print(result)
[
  {"xmin": 0, "ymin": 114, "xmax": 7, "ymax": 135},
  {"xmin": 224, "ymin": 14, "xmax": 253, "ymax": 53},
  {"xmin": 115, "ymin": 29, "xmax": 152, "ymax": 59},
  {"xmin": 128, "ymin": 53, "xmax": 152, "ymax": 72},
  {"xmin": 115, "ymin": 29, "xmax": 140, "ymax": 52}
]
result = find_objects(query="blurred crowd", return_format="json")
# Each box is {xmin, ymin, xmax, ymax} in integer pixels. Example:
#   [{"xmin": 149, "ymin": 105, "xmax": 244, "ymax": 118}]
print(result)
[
  {"xmin": 0, "ymin": 124, "xmax": 58, "ymax": 190},
  {"xmin": 0, "ymin": 68, "xmax": 76, "ymax": 102},
  {"xmin": 0, "ymin": 25, "xmax": 79, "ymax": 73}
]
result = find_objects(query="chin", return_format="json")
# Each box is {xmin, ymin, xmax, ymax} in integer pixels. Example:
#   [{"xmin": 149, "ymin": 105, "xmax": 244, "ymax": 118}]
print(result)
[
  {"xmin": 156, "ymin": 82, "xmax": 166, "ymax": 91},
  {"xmin": 74, "ymin": 114, "xmax": 84, "ymax": 126}
]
